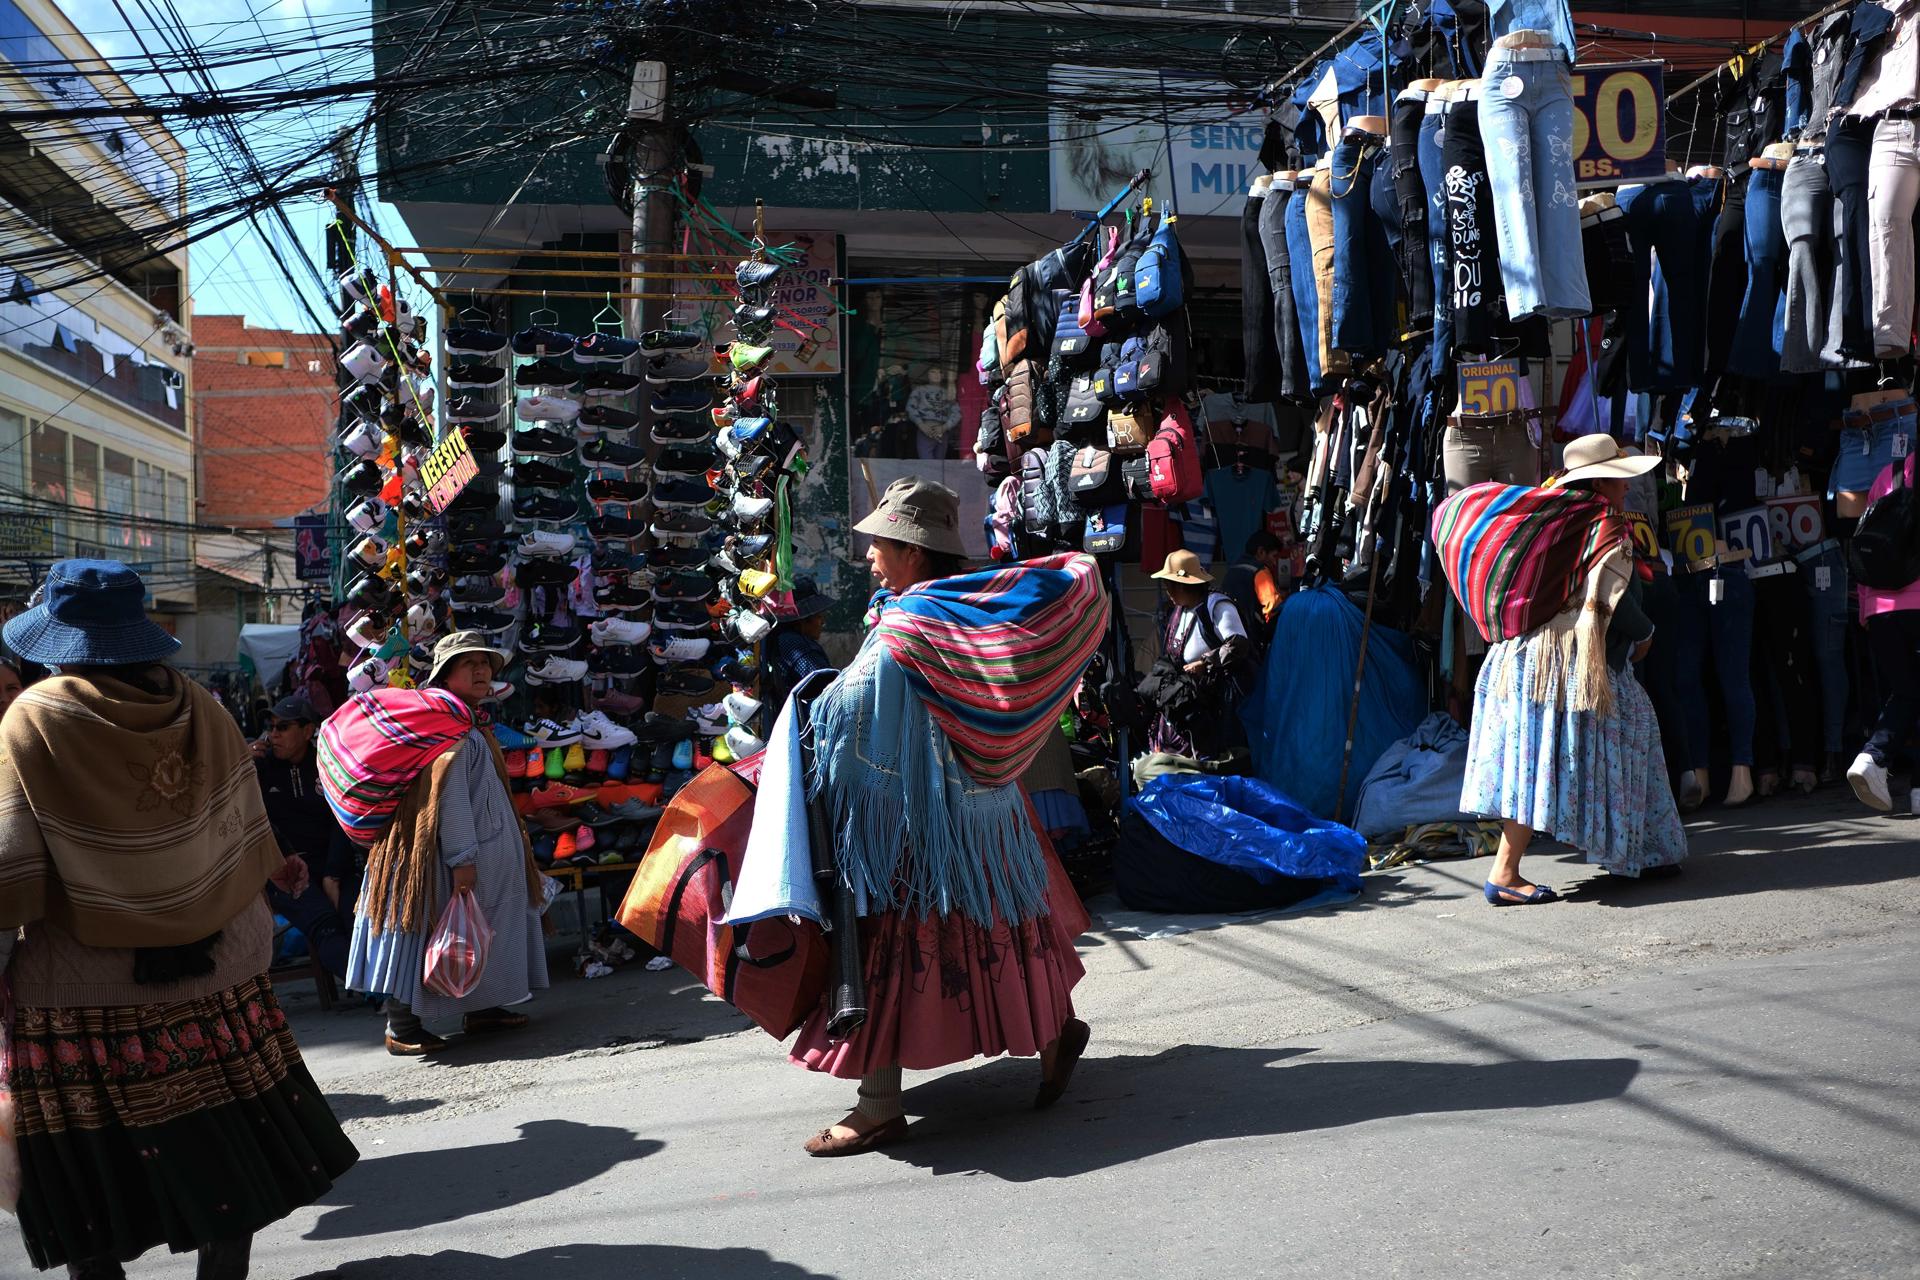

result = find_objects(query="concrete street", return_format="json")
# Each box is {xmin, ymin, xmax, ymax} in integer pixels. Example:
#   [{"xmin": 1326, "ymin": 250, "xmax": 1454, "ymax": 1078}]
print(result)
[{"xmin": 31, "ymin": 786, "xmax": 1920, "ymax": 1280}]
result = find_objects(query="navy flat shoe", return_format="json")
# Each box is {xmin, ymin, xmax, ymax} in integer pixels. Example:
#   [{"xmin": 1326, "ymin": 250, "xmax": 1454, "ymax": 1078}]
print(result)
[{"xmin": 1484, "ymin": 881, "xmax": 1559, "ymax": 906}]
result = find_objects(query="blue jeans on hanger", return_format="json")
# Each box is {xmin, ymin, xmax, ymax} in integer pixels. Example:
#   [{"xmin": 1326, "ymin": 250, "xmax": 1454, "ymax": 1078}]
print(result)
[
  {"xmin": 1328, "ymin": 133, "xmax": 1396, "ymax": 358},
  {"xmin": 1671, "ymin": 568, "xmax": 1758, "ymax": 770},
  {"xmin": 1618, "ymin": 179, "xmax": 1713, "ymax": 393},
  {"xmin": 1827, "ymin": 114, "xmax": 1878, "ymax": 364},
  {"xmin": 1729, "ymin": 165, "xmax": 1788, "ymax": 378},
  {"xmin": 1476, "ymin": 51, "xmax": 1591, "ymax": 320},
  {"xmin": 1419, "ymin": 106, "xmax": 1451, "ymax": 374},
  {"xmin": 1284, "ymin": 188, "xmax": 1325, "ymax": 396},
  {"xmin": 1800, "ymin": 541, "xmax": 1851, "ymax": 757}
]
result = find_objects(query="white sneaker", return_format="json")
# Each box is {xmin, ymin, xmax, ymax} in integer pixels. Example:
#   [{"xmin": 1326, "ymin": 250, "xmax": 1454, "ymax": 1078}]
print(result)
[
  {"xmin": 691, "ymin": 702, "xmax": 729, "ymax": 735},
  {"xmin": 589, "ymin": 616, "xmax": 651, "ymax": 646},
  {"xmin": 727, "ymin": 608, "xmax": 773, "ymax": 645},
  {"xmin": 517, "ymin": 395, "xmax": 581, "ymax": 424},
  {"xmin": 723, "ymin": 690, "xmax": 763, "ymax": 725},
  {"xmin": 337, "ymin": 418, "xmax": 383, "ymax": 459},
  {"xmin": 346, "ymin": 655, "xmax": 389, "ymax": 694},
  {"xmin": 649, "ymin": 634, "xmax": 711, "ymax": 663},
  {"xmin": 346, "ymin": 614, "xmax": 388, "ymax": 652},
  {"xmin": 1847, "ymin": 751, "xmax": 1892, "ymax": 812},
  {"xmin": 577, "ymin": 710, "xmax": 638, "ymax": 749},
  {"xmin": 526, "ymin": 655, "xmax": 588, "ymax": 685},
  {"xmin": 516, "ymin": 529, "xmax": 577, "ymax": 558},
  {"xmin": 480, "ymin": 679, "xmax": 514, "ymax": 703},
  {"xmin": 724, "ymin": 724, "xmax": 767, "ymax": 759},
  {"xmin": 731, "ymin": 492, "xmax": 774, "ymax": 523},
  {"xmin": 338, "ymin": 341, "xmax": 389, "ymax": 383},
  {"xmin": 526, "ymin": 717, "xmax": 583, "ymax": 746}
]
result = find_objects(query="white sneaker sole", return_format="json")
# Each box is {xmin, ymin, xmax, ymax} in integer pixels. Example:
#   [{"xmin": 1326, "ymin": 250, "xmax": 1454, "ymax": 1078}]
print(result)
[{"xmin": 1848, "ymin": 765, "xmax": 1893, "ymax": 813}]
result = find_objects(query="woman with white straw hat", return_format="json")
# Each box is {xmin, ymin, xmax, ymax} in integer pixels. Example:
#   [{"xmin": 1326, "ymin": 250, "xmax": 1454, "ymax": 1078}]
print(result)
[
  {"xmin": 1146, "ymin": 548, "xmax": 1254, "ymax": 762},
  {"xmin": 1435, "ymin": 435, "xmax": 1689, "ymax": 905}
]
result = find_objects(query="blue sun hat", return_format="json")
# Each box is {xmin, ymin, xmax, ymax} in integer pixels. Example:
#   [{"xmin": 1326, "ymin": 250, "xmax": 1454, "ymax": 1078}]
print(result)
[{"xmin": 3, "ymin": 559, "xmax": 181, "ymax": 667}]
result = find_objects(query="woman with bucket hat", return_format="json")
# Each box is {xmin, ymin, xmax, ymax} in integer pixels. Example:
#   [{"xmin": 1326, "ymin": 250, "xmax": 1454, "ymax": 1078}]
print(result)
[
  {"xmin": 783, "ymin": 478, "xmax": 1105, "ymax": 1155},
  {"xmin": 0, "ymin": 560, "xmax": 357, "ymax": 1277},
  {"xmin": 1434, "ymin": 436, "xmax": 1688, "ymax": 906},
  {"xmin": 335, "ymin": 631, "xmax": 550, "ymax": 1055},
  {"xmin": 1146, "ymin": 548, "xmax": 1255, "ymax": 764}
]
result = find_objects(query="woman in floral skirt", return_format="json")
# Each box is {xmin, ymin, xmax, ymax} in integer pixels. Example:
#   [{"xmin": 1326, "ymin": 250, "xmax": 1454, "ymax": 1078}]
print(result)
[
  {"xmin": 1435, "ymin": 438, "xmax": 1688, "ymax": 906},
  {"xmin": 0, "ymin": 561, "xmax": 356, "ymax": 1277}
]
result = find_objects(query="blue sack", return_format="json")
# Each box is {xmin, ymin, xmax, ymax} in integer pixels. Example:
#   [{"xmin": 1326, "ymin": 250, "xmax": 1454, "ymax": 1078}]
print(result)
[
  {"xmin": 1127, "ymin": 773, "xmax": 1366, "ymax": 892},
  {"xmin": 1244, "ymin": 584, "xmax": 1423, "ymax": 820}
]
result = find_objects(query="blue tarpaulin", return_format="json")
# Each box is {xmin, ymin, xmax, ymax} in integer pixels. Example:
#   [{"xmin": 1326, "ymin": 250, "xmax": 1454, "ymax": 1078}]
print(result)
[
  {"xmin": 1127, "ymin": 773, "xmax": 1366, "ymax": 893},
  {"xmin": 1244, "ymin": 584, "xmax": 1424, "ymax": 821}
]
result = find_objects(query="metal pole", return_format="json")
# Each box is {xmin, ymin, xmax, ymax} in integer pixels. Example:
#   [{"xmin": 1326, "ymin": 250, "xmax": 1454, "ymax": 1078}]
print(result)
[{"xmin": 625, "ymin": 60, "xmax": 672, "ymax": 344}]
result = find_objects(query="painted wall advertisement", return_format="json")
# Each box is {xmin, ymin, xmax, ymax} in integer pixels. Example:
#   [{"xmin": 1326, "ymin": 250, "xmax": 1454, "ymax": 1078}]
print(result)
[
  {"xmin": 1049, "ymin": 66, "xmax": 1265, "ymax": 219},
  {"xmin": 675, "ymin": 230, "xmax": 841, "ymax": 376}
]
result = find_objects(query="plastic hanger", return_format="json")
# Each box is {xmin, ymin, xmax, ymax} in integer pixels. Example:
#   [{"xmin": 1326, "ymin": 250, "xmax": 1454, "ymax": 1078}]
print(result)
[
  {"xmin": 591, "ymin": 292, "xmax": 624, "ymax": 336},
  {"xmin": 529, "ymin": 290, "xmax": 558, "ymax": 328}
]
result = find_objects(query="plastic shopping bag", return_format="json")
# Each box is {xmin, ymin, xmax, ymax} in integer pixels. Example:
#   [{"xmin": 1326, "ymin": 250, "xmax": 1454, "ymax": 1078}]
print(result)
[
  {"xmin": 422, "ymin": 887, "xmax": 494, "ymax": 998},
  {"xmin": 0, "ymin": 990, "xmax": 19, "ymax": 1216}
]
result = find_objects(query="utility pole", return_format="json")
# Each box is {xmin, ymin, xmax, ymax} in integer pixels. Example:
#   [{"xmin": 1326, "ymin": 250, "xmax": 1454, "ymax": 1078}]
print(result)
[
  {"xmin": 625, "ymin": 60, "xmax": 673, "ymax": 344},
  {"xmin": 324, "ymin": 130, "xmax": 359, "ymax": 600}
]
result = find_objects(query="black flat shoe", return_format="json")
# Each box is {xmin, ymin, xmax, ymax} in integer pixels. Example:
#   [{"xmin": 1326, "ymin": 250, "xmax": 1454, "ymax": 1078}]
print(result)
[{"xmin": 1035, "ymin": 1017, "xmax": 1091, "ymax": 1110}]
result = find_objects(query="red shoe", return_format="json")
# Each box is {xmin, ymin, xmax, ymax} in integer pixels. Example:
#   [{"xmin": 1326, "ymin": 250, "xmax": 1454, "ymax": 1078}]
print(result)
[
  {"xmin": 553, "ymin": 830, "xmax": 578, "ymax": 864},
  {"xmin": 504, "ymin": 749, "xmax": 526, "ymax": 776},
  {"xmin": 524, "ymin": 748, "xmax": 545, "ymax": 780},
  {"xmin": 586, "ymin": 748, "xmax": 610, "ymax": 775},
  {"xmin": 574, "ymin": 824, "xmax": 596, "ymax": 853},
  {"xmin": 527, "ymin": 782, "xmax": 595, "ymax": 810}
]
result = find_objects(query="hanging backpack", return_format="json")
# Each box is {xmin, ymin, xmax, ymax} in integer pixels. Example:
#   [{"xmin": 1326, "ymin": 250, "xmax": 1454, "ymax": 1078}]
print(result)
[
  {"xmin": 1112, "ymin": 211, "xmax": 1158, "ymax": 325},
  {"xmin": 1019, "ymin": 445, "xmax": 1058, "ymax": 534},
  {"xmin": 1069, "ymin": 445, "xmax": 1125, "ymax": 509},
  {"xmin": 979, "ymin": 299, "xmax": 1005, "ymax": 383},
  {"xmin": 1052, "ymin": 293, "xmax": 1092, "ymax": 363},
  {"xmin": 1147, "ymin": 398, "xmax": 1204, "ymax": 505},
  {"xmin": 985, "ymin": 475, "xmax": 1021, "ymax": 561},
  {"xmin": 1080, "ymin": 225, "xmax": 1121, "ymax": 338},
  {"xmin": 999, "ymin": 273, "xmax": 1031, "ymax": 365},
  {"xmin": 1048, "ymin": 437, "xmax": 1080, "ymax": 526},
  {"xmin": 975, "ymin": 401, "xmax": 1011, "ymax": 479},
  {"xmin": 1850, "ymin": 458, "xmax": 1920, "ymax": 590},
  {"xmin": 1003, "ymin": 359, "xmax": 1048, "ymax": 445},
  {"xmin": 1113, "ymin": 335, "xmax": 1147, "ymax": 402},
  {"xmin": 1134, "ymin": 216, "xmax": 1188, "ymax": 318},
  {"xmin": 1134, "ymin": 319, "xmax": 1190, "ymax": 398}
]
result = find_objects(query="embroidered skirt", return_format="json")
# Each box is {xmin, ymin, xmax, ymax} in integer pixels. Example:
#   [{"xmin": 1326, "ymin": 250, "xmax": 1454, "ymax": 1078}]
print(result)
[
  {"xmin": 789, "ymin": 830, "xmax": 1090, "ymax": 1079},
  {"xmin": 8, "ymin": 975, "xmax": 358, "ymax": 1271},
  {"xmin": 1461, "ymin": 638, "xmax": 1688, "ymax": 876}
]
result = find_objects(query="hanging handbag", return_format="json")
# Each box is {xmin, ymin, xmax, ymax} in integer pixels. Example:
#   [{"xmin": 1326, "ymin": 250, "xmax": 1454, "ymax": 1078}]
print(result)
[
  {"xmin": 975, "ymin": 401, "xmax": 1011, "ymax": 479},
  {"xmin": 1850, "ymin": 458, "xmax": 1920, "ymax": 589},
  {"xmin": 1082, "ymin": 502, "xmax": 1129, "ymax": 555},
  {"xmin": 1069, "ymin": 445, "xmax": 1125, "ymax": 507},
  {"xmin": 1148, "ymin": 398, "xmax": 1204, "ymax": 505},
  {"xmin": 1064, "ymin": 373, "xmax": 1106, "ymax": 426},
  {"xmin": 1052, "ymin": 293, "xmax": 1091, "ymax": 362},
  {"xmin": 1019, "ymin": 445, "xmax": 1058, "ymax": 533},
  {"xmin": 1108, "ymin": 404, "xmax": 1151, "ymax": 451},
  {"xmin": 1134, "ymin": 320, "xmax": 1189, "ymax": 397},
  {"xmin": 1048, "ymin": 438, "xmax": 1080, "ymax": 524},
  {"xmin": 1121, "ymin": 453, "xmax": 1155, "ymax": 501},
  {"xmin": 1080, "ymin": 224, "xmax": 1121, "ymax": 338},
  {"xmin": 1113, "ymin": 335, "xmax": 1147, "ymax": 401},
  {"xmin": 1134, "ymin": 216, "xmax": 1188, "ymax": 318},
  {"xmin": 1113, "ymin": 211, "xmax": 1158, "ymax": 325}
]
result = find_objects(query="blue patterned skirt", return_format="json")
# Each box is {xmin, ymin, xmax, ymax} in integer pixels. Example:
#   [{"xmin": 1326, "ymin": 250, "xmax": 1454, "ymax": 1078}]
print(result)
[{"xmin": 1461, "ymin": 638, "xmax": 1688, "ymax": 876}]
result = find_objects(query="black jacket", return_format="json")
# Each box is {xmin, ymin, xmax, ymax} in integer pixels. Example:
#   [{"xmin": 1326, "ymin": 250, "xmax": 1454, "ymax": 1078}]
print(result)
[{"xmin": 254, "ymin": 749, "xmax": 335, "ymax": 862}]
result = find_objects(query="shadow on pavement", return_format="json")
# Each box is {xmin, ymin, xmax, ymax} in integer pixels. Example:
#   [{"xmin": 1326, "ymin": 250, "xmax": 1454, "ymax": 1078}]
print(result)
[
  {"xmin": 320, "ymin": 1092, "xmax": 444, "ymax": 1123},
  {"xmin": 304, "ymin": 1119, "xmax": 661, "ymax": 1240},
  {"xmin": 890, "ymin": 1044, "xmax": 1639, "ymax": 1180},
  {"xmin": 293, "ymin": 1244, "xmax": 836, "ymax": 1279}
]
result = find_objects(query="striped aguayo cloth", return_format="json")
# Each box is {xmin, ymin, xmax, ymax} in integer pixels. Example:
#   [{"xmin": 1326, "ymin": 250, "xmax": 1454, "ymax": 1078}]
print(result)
[
  {"xmin": 1432, "ymin": 482, "xmax": 1630, "ymax": 645},
  {"xmin": 873, "ymin": 551, "xmax": 1108, "ymax": 787},
  {"xmin": 317, "ymin": 687, "xmax": 475, "ymax": 845}
]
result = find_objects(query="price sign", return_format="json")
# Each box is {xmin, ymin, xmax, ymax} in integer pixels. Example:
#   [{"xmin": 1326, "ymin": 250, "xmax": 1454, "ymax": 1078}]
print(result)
[
  {"xmin": 1765, "ymin": 495, "xmax": 1825, "ymax": 550},
  {"xmin": 1571, "ymin": 62, "xmax": 1667, "ymax": 187},
  {"xmin": 421, "ymin": 429, "xmax": 479, "ymax": 515},
  {"xmin": 1719, "ymin": 506, "xmax": 1774, "ymax": 562},
  {"xmin": 1624, "ymin": 510, "xmax": 1659, "ymax": 561},
  {"xmin": 1457, "ymin": 360, "xmax": 1525, "ymax": 419},
  {"xmin": 1665, "ymin": 503, "xmax": 1715, "ymax": 565}
]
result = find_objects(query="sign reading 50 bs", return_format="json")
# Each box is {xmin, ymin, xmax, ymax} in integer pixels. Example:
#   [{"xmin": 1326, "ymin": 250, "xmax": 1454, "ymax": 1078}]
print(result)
[{"xmin": 1571, "ymin": 62, "xmax": 1666, "ymax": 187}]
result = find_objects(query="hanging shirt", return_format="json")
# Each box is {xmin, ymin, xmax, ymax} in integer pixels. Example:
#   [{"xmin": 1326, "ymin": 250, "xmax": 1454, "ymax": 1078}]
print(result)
[
  {"xmin": 1205, "ymin": 466, "xmax": 1279, "ymax": 565},
  {"xmin": 1848, "ymin": 0, "xmax": 1920, "ymax": 121},
  {"xmin": 1488, "ymin": 0, "xmax": 1576, "ymax": 62}
]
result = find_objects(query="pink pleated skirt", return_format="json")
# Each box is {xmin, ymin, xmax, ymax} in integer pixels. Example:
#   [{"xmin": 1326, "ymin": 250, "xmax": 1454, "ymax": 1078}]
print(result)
[{"xmin": 788, "ymin": 831, "xmax": 1090, "ymax": 1079}]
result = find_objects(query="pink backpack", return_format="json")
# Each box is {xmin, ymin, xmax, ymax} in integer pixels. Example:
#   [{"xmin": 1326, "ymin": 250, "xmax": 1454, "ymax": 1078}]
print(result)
[
  {"xmin": 1078, "ymin": 225, "xmax": 1122, "ymax": 339},
  {"xmin": 1147, "ymin": 399, "xmax": 1203, "ymax": 505},
  {"xmin": 987, "ymin": 475, "xmax": 1021, "ymax": 561}
]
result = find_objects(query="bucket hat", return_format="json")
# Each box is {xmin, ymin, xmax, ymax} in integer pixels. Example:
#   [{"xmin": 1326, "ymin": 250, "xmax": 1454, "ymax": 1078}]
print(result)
[
  {"xmin": 1555, "ymin": 434, "xmax": 1662, "ymax": 486},
  {"xmin": 853, "ymin": 476, "xmax": 967, "ymax": 557},
  {"xmin": 788, "ymin": 576, "xmax": 833, "ymax": 620},
  {"xmin": 3, "ymin": 560, "xmax": 180, "ymax": 667},
  {"xmin": 426, "ymin": 629, "xmax": 510, "ymax": 687},
  {"xmin": 1151, "ymin": 548, "xmax": 1213, "ymax": 586}
]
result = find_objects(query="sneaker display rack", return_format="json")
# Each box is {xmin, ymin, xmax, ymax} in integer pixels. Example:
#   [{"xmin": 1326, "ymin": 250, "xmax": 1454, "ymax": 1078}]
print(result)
[{"xmin": 323, "ymin": 204, "xmax": 832, "ymax": 969}]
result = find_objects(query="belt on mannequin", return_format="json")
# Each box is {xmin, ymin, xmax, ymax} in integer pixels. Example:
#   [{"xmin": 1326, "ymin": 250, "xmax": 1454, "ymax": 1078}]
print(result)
[
  {"xmin": 1794, "ymin": 537, "xmax": 1841, "ymax": 564},
  {"xmin": 1486, "ymin": 45, "xmax": 1564, "ymax": 63}
]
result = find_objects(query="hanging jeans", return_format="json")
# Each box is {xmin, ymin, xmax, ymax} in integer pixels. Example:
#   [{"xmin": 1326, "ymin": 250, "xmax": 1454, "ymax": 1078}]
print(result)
[
  {"xmin": 1827, "ymin": 114, "xmax": 1878, "ymax": 364},
  {"xmin": 1444, "ymin": 88, "xmax": 1501, "ymax": 356},
  {"xmin": 1618, "ymin": 179, "xmax": 1712, "ymax": 393},
  {"xmin": 1862, "ymin": 609, "xmax": 1920, "ymax": 767},
  {"xmin": 1780, "ymin": 154, "xmax": 1836, "ymax": 374},
  {"xmin": 1639, "ymin": 572, "xmax": 1691, "ymax": 782},
  {"xmin": 1259, "ymin": 183, "xmax": 1312, "ymax": 403},
  {"xmin": 1420, "ymin": 101, "xmax": 1453, "ymax": 381},
  {"xmin": 1242, "ymin": 194, "xmax": 1281, "ymax": 402},
  {"xmin": 1329, "ymin": 133, "xmax": 1397, "ymax": 358},
  {"xmin": 1391, "ymin": 89, "xmax": 1436, "ymax": 328},
  {"xmin": 1729, "ymin": 165, "xmax": 1788, "ymax": 379},
  {"xmin": 1477, "ymin": 49, "xmax": 1590, "ymax": 320},
  {"xmin": 1751, "ymin": 570, "xmax": 1822, "ymax": 773},
  {"xmin": 1800, "ymin": 540, "xmax": 1851, "ymax": 756},
  {"xmin": 1703, "ymin": 171, "xmax": 1746, "ymax": 377},
  {"xmin": 1308, "ymin": 166, "xmax": 1343, "ymax": 387},
  {"xmin": 1670, "ymin": 568, "xmax": 1758, "ymax": 769},
  {"xmin": 1284, "ymin": 188, "xmax": 1326, "ymax": 397},
  {"xmin": 1868, "ymin": 114, "xmax": 1920, "ymax": 359}
]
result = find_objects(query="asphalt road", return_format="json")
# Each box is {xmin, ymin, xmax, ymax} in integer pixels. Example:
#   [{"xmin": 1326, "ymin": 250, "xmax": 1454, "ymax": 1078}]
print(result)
[{"xmin": 17, "ymin": 786, "xmax": 1920, "ymax": 1280}]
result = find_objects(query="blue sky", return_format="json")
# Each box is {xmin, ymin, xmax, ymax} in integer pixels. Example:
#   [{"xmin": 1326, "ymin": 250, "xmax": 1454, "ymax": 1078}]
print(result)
[{"xmin": 57, "ymin": 0, "xmax": 383, "ymax": 337}]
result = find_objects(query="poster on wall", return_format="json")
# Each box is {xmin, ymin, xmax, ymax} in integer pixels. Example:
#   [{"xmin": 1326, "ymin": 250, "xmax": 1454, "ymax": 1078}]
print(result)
[
  {"xmin": 675, "ymin": 230, "xmax": 841, "ymax": 376},
  {"xmin": 294, "ymin": 513, "xmax": 330, "ymax": 582},
  {"xmin": 1049, "ymin": 66, "xmax": 1265, "ymax": 219}
]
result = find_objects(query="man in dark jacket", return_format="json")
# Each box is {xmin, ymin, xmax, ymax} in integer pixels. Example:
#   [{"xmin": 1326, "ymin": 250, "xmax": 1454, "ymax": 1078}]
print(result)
[
  {"xmin": 254, "ymin": 692, "xmax": 356, "ymax": 979},
  {"xmin": 1221, "ymin": 531, "xmax": 1289, "ymax": 654}
]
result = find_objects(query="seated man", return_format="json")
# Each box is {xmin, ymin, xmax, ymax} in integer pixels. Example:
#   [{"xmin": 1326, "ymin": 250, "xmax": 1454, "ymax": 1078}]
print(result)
[{"xmin": 255, "ymin": 692, "xmax": 353, "ymax": 978}]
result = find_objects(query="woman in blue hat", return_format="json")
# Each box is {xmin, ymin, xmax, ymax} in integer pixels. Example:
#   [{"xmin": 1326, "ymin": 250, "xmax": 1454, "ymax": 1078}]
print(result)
[{"xmin": 0, "ymin": 561, "xmax": 357, "ymax": 1278}]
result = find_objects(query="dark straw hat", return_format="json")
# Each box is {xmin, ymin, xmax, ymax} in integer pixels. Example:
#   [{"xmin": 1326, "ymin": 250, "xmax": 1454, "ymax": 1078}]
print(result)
[{"xmin": 2, "ymin": 560, "xmax": 180, "ymax": 667}]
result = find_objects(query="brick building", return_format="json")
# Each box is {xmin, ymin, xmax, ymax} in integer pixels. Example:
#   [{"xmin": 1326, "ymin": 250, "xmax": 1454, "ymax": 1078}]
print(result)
[{"xmin": 191, "ymin": 314, "xmax": 334, "ymax": 527}]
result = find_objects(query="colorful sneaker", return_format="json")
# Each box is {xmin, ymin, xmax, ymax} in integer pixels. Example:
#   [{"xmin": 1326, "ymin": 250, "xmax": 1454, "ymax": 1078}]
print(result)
[
  {"xmin": 586, "ymin": 748, "xmax": 610, "ymax": 775},
  {"xmin": 553, "ymin": 830, "xmax": 579, "ymax": 864},
  {"xmin": 725, "ymin": 341, "xmax": 773, "ymax": 372},
  {"xmin": 578, "ymin": 709, "xmax": 639, "ymax": 749},
  {"xmin": 545, "ymin": 748, "xmax": 566, "ymax": 780},
  {"xmin": 503, "ymin": 749, "xmax": 527, "ymax": 776},
  {"xmin": 492, "ymin": 722, "xmax": 537, "ymax": 750},
  {"xmin": 528, "ymin": 781, "xmax": 595, "ymax": 809},
  {"xmin": 672, "ymin": 738, "xmax": 696, "ymax": 771},
  {"xmin": 608, "ymin": 744, "xmax": 633, "ymax": 780},
  {"xmin": 574, "ymin": 824, "xmax": 597, "ymax": 853},
  {"xmin": 524, "ymin": 747, "xmax": 546, "ymax": 780},
  {"xmin": 563, "ymin": 742, "xmax": 587, "ymax": 773}
]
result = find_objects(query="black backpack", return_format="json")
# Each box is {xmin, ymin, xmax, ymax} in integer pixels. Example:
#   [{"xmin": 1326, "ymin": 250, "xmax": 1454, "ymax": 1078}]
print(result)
[{"xmin": 1850, "ymin": 461, "xmax": 1920, "ymax": 590}]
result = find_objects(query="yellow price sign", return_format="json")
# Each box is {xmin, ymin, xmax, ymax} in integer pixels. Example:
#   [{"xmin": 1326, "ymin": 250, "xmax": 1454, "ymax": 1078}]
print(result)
[
  {"xmin": 1570, "ymin": 62, "xmax": 1667, "ymax": 186},
  {"xmin": 1457, "ymin": 359, "xmax": 1524, "ymax": 419},
  {"xmin": 1624, "ymin": 510, "xmax": 1659, "ymax": 561},
  {"xmin": 1665, "ymin": 503, "xmax": 1715, "ymax": 566}
]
